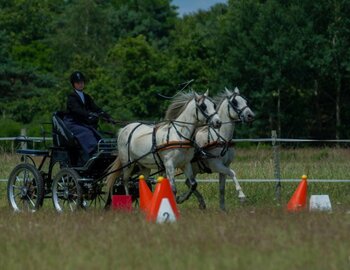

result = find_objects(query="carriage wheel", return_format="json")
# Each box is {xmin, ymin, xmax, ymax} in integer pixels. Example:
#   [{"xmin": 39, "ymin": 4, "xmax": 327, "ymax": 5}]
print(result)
[
  {"xmin": 80, "ymin": 178, "xmax": 110, "ymax": 210},
  {"xmin": 52, "ymin": 168, "xmax": 82, "ymax": 212},
  {"xmin": 7, "ymin": 163, "xmax": 44, "ymax": 212}
]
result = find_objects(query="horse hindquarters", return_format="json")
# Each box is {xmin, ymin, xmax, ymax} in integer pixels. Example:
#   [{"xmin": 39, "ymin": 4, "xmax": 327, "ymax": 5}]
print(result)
[
  {"xmin": 118, "ymin": 124, "xmax": 155, "ymax": 169},
  {"xmin": 106, "ymin": 156, "xmax": 122, "ymax": 192}
]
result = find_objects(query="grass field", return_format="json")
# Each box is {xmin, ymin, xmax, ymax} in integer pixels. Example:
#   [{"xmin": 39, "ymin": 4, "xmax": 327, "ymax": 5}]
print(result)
[{"xmin": 0, "ymin": 147, "xmax": 349, "ymax": 269}]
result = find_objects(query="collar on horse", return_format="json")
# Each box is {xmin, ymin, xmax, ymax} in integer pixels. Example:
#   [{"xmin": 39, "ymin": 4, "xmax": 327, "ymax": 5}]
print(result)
[
  {"xmin": 155, "ymin": 122, "xmax": 193, "ymax": 152},
  {"xmin": 200, "ymin": 126, "xmax": 234, "ymax": 158}
]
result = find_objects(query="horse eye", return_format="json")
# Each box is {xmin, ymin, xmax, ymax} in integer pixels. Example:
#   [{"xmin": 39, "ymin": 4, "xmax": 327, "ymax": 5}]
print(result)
[
  {"xmin": 214, "ymin": 104, "xmax": 217, "ymax": 110},
  {"xmin": 200, "ymin": 103, "xmax": 207, "ymax": 111},
  {"xmin": 231, "ymin": 98, "xmax": 238, "ymax": 107}
]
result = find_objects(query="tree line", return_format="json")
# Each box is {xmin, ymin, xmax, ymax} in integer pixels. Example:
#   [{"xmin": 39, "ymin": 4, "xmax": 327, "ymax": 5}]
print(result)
[{"xmin": 0, "ymin": 0, "xmax": 349, "ymax": 139}]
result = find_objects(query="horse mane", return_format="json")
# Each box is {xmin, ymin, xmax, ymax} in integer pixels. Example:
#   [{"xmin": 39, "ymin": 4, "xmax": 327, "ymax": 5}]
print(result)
[
  {"xmin": 214, "ymin": 90, "xmax": 231, "ymax": 109},
  {"xmin": 164, "ymin": 91, "xmax": 196, "ymax": 120}
]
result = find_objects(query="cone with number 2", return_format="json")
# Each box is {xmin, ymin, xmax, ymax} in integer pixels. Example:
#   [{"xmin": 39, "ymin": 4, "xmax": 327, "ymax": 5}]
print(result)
[{"xmin": 146, "ymin": 177, "xmax": 180, "ymax": 223}]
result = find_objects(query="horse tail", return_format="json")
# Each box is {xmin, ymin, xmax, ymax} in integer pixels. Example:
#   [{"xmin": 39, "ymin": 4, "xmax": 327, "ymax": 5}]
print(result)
[{"xmin": 106, "ymin": 156, "xmax": 122, "ymax": 192}]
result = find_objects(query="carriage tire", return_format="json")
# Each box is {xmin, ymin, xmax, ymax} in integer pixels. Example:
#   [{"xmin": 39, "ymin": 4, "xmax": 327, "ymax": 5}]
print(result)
[
  {"xmin": 81, "ymin": 178, "xmax": 111, "ymax": 211},
  {"xmin": 52, "ymin": 168, "xmax": 83, "ymax": 212},
  {"xmin": 7, "ymin": 163, "xmax": 44, "ymax": 212}
]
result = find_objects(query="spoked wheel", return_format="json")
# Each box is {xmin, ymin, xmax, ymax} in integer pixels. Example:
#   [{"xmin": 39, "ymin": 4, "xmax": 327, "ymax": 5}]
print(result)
[
  {"xmin": 52, "ymin": 168, "xmax": 82, "ymax": 212},
  {"xmin": 7, "ymin": 163, "xmax": 44, "ymax": 212},
  {"xmin": 80, "ymin": 179, "xmax": 110, "ymax": 210}
]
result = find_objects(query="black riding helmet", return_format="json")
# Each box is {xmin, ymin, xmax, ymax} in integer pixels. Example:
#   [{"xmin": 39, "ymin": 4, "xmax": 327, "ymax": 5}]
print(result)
[{"xmin": 70, "ymin": 71, "xmax": 85, "ymax": 86}]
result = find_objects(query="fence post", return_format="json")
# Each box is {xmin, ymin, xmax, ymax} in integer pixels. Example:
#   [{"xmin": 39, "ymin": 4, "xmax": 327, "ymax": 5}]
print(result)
[
  {"xmin": 21, "ymin": 128, "xmax": 27, "ymax": 150},
  {"xmin": 272, "ymin": 130, "xmax": 281, "ymax": 203}
]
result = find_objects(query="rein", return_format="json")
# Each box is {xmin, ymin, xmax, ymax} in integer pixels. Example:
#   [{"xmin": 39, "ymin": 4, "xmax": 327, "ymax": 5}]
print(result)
[
  {"xmin": 150, "ymin": 120, "xmax": 202, "ymax": 170},
  {"xmin": 199, "ymin": 126, "xmax": 234, "ymax": 158},
  {"xmin": 122, "ymin": 96, "xmax": 218, "ymax": 171},
  {"xmin": 97, "ymin": 93, "xmax": 246, "ymax": 180}
]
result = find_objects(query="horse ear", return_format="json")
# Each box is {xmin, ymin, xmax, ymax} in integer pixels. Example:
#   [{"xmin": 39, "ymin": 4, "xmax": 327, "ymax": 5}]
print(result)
[
  {"xmin": 204, "ymin": 89, "xmax": 209, "ymax": 96},
  {"xmin": 225, "ymin": 87, "xmax": 231, "ymax": 96},
  {"xmin": 234, "ymin": 87, "xmax": 240, "ymax": 94},
  {"xmin": 194, "ymin": 92, "xmax": 201, "ymax": 101}
]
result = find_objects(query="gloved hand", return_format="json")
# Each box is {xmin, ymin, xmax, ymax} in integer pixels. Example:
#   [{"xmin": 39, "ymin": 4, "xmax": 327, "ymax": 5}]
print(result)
[
  {"xmin": 98, "ymin": 111, "xmax": 110, "ymax": 119},
  {"xmin": 98, "ymin": 111, "xmax": 117, "ymax": 124},
  {"xmin": 107, "ymin": 118, "xmax": 117, "ymax": 125},
  {"xmin": 87, "ymin": 112, "xmax": 99, "ymax": 125}
]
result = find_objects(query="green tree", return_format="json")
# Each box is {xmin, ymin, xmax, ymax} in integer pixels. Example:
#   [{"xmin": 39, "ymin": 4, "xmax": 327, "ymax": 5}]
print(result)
[
  {"xmin": 167, "ymin": 4, "xmax": 228, "ymax": 92},
  {"xmin": 105, "ymin": 35, "xmax": 173, "ymax": 119},
  {"xmin": 50, "ymin": 0, "xmax": 115, "ymax": 71},
  {"xmin": 216, "ymin": 0, "xmax": 350, "ymax": 138},
  {"xmin": 111, "ymin": 0, "xmax": 177, "ymax": 48},
  {"xmin": 0, "ymin": 0, "xmax": 61, "ymax": 123}
]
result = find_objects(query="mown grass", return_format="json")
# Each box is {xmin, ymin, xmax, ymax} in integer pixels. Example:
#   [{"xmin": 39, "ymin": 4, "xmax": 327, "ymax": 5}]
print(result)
[
  {"xmin": 0, "ymin": 209, "xmax": 349, "ymax": 270},
  {"xmin": 0, "ymin": 147, "xmax": 349, "ymax": 270}
]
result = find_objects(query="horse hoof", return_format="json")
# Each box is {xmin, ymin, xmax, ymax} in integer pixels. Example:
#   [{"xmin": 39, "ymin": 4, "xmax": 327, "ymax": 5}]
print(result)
[
  {"xmin": 199, "ymin": 203, "xmax": 206, "ymax": 210},
  {"xmin": 220, "ymin": 207, "xmax": 227, "ymax": 212},
  {"xmin": 176, "ymin": 196, "xmax": 183, "ymax": 204},
  {"xmin": 190, "ymin": 182, "xmax": 197, "ymax": 191},
  {"xmin": 239, "ymin": 197, "xmax": 246, "ymax": 203}
]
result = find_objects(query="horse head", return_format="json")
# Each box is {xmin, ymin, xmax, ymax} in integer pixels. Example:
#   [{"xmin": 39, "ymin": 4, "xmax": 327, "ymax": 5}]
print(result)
[
  {"xmin": 194, "ymin": 90, "xmax": 222, "ymax": 128},
  {"xmin": 224, "ymin": 87, "xmax": 255, "ymax": 123}
]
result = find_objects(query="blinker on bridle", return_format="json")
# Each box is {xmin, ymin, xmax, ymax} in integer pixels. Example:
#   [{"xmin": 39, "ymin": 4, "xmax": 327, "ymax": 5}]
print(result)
[
  {"xmin": 227, "ymin": 93, "xmax": 249, "ymax": 120},
  {"xmin": 196, "ymin": 96, "xmax": 218, "ymax": 124}
]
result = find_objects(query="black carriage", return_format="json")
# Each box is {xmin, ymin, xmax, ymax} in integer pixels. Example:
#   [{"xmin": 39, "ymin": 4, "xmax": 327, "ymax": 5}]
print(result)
[{"xmin": 7, "ymin": 111, "xmax": 119, "ymax": 212}]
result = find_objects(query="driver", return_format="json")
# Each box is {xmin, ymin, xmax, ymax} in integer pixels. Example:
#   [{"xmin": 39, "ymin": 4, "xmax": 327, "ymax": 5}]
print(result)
[{"xmin": 64, "ymin": 71, "xmax": 111, "ymax": 162}]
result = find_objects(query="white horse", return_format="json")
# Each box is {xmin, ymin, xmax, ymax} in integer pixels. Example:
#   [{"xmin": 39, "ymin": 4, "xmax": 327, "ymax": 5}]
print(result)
[
  {"xmin": 183, "ymin": 87, "xmax": 255, "ymax": 210},
  {"xmin": 106, "ymin": 91, "xmax": 222, "ymax": 199}
]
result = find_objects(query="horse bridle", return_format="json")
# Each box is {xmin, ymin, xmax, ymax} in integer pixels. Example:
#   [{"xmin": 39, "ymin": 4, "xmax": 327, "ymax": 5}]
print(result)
[
  {"xmin": 195, "ymin": 96, "xmax": 218, "ymax": 124},
  {"xmin": 227, "ymin": 93, "xmax": 249, "ymax": 121}
]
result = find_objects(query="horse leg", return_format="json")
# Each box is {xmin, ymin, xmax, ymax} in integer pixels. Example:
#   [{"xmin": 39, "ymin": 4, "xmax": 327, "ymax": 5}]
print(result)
[
  {"xmin": 224, "ymin": 168, "xmax": 246, "ymax": 202},
  {"xmin": 122, "ymin": 166, "xmax": 134, "ymax": 195},
  {"xmin": 176, "ymin": 163, "xmax": 197, "ymax": 204},
  {"xmin": 164, "ymin": 161, "xmax": 177, "ymax": 195},
  {"xmin": 219, "ymin": 173, "xmax": 226, "ymax": 211},
  {"xmin": 230, "ymin": 168, "xmax": 246, "ymax": 202},
  {"xmin": 185, "ymin": 178, "xmax": 206, "ymax": 209},
  {"xmin": 211, "ymin": 162, "xmax": 246, "ymax": 203}
]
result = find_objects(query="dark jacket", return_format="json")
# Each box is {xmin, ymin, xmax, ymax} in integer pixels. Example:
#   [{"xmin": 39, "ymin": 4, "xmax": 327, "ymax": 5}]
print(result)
[{"xmin": 66, "ymin": 91, "xmax": 102, "ymax": 126}]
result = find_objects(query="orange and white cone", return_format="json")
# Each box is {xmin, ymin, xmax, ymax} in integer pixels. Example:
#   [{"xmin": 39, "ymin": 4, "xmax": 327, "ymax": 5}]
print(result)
[
  {"xmin": 138, "ymin": 175, "xmax": 153, "ymax": 214},
  {"xmin": 287, "ymin": 175, "xmax": 308, "ymax": 212},
  {"xmin": 146, "ymin": 177, "xmax": 180, "ymax": 223}
]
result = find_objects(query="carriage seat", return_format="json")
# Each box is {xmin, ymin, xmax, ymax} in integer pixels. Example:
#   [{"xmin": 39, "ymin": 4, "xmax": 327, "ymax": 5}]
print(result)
[{"xmin": 52, "ymin": 111, "xmax": 80, "ymax": 149}]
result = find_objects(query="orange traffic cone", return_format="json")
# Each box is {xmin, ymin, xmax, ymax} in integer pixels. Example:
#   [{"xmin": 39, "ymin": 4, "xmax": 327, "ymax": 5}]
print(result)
[
  {"xmin": 287, "ymin": 175, "xmax": 308, "ymax": 212},
  {"xmin": 146, "ymin": 177, "xmax": 180, "ymax": 223},
  {"xmin": 139, "ymin": 175, "xmax": 153, "ymax": 214}
]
